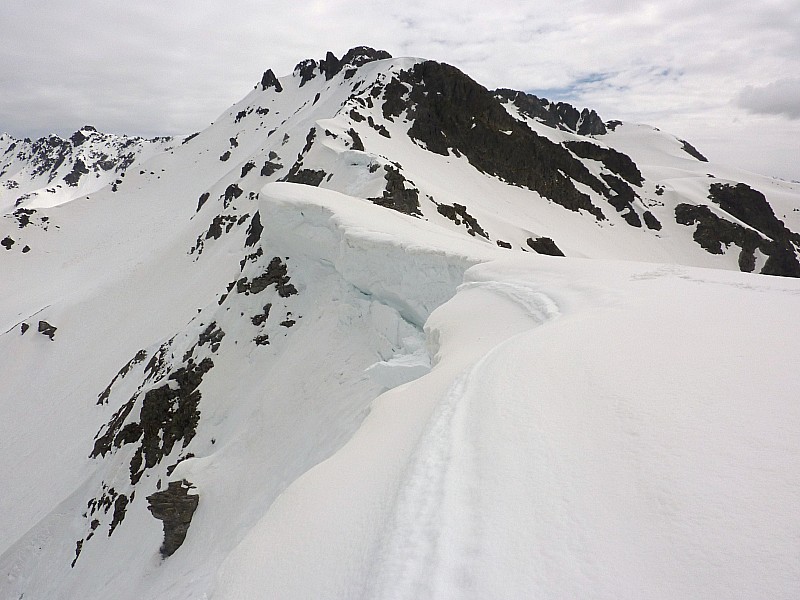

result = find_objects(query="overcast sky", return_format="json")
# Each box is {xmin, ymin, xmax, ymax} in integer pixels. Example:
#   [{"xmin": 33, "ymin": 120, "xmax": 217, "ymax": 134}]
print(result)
[{"xmin": 1, "ymin": 1, "xmax": 798, "ymax": 180}]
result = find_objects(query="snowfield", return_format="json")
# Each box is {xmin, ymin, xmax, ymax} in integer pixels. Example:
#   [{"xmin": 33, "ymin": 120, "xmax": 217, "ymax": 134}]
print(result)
[
  {"xmin": 2, "ymin": 47, "xmax": 799, "ymax": 599},
  {"xmin": 213, "ymin": 244, "xmax": 800, "ymax": 600}
]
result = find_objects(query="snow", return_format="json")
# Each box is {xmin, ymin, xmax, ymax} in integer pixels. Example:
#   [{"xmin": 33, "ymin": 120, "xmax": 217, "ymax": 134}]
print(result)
[
  {"xmin": 212, "ymin": 257, "xmax": 800, "ymax": 600},
  {"xmin": 2, "ymin": 50, "xmax": 800, "ymax": 600}
]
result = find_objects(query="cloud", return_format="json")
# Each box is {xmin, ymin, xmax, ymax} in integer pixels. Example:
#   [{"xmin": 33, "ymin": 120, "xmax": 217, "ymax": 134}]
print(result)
[
  {"xmin": 0, "ymin": 1, "xmax": 798, "ymax": 179},
  {"xmin": 736, "ymin": 79, "xmax": 800, "ymax": 120}
]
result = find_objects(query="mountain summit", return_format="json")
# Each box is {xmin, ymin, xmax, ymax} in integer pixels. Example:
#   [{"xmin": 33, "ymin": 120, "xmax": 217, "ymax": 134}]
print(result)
[{"xmin": 2, "ymin": 47, "xmax": 799, "ymax": 599}]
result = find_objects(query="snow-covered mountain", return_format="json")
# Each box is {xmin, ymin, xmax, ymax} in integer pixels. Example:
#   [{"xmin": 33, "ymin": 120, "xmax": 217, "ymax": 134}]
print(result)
[
  {"xmin": 0, "ymin": 126, "xmax": 175, "ymax": 212},
  {"xmin": 2, "ymin": 47, "xmax": 799, "ymax": 599}
]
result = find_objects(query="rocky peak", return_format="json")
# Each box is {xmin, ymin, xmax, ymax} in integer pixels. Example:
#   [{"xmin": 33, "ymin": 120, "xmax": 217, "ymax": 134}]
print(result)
[
  {"xmin": 576, "ymin": 108, "xmax": 606, "ymax": 136},
  {"xmin": 293, "ymin": 46, "xmax": 392, "ymax": 87},
  {"xmin": 293, "ymin": 58, "xmax": 318, "ymax": 87},
  {"xmin": 340, "ymin": 46, "xmax": 392, "ymax": 68},
  {"xmin": 259, "ymin": 68, "xmax": 283, "ymax": 92},
  {"xmin": 319, "ymin": 51, "xmax": 341, "ymax": 80},
  {"xmin": 494, "ymin": 89, "xmax": 607, "ymax": 135}
]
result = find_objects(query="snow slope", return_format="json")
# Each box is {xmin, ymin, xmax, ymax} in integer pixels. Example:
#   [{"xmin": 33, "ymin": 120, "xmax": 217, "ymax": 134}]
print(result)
[
  {"xmin": 212, "ymin": 250, "xmax": 800, "ymax": 600},
  {"xmin": 2, "ymin": 47, "xmax": 799, "ymax": 599}
]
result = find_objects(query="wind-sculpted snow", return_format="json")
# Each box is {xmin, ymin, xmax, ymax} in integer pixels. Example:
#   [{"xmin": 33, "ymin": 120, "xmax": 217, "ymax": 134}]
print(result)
[
  {"xmin": 213, "ymin": 257, "xmax": 800, "ymax": 600},
  {"xmin": 259, "ymin": 183, "xmax": 499, "ymax": 326}
]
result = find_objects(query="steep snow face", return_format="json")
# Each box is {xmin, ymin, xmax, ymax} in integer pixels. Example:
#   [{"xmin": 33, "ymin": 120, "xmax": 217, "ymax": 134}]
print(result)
[{"xmin": 1, "ymin": 47, "xmax": 800, "ymax": 600}]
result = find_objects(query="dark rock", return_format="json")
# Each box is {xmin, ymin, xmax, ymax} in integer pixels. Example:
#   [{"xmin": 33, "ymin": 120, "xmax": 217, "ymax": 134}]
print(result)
[
  {"xmin": 147, "ymin": 480, "xmax": 199, "ymax": 557},
  {"xmin": 130, "ymin": 357, "xmax": 213, "ymax": 482},
  {"xmin": 12, "ymin": 208, "xmax": 35, "ymax": 228},
  {"xmin": 577, "ymin": 108, "xmax": 607, "ymax": 136},
  {"xmin": 72, "ymin": 540, "xmax": 84, "ymax": 567},
  {"xmin": 385, "ymin": 62, "xmax": 605, "ymax": 220},
  {"xmin": 496, "ymin": 240, "xmax": 512, "ymax": 248},
  {"xmin": 1, "ymin": 236, "xmax": 14, "ymax": 249},
  {"xmin": 91, "ymin": 398, "xmax": 138, "ymax": 457},
  {"xmin": 259, "ymin": 69, "xmax": 283, "ymax": 92},
  {"xmin": 280, "ymin": 319, "xmax": 296, "ymax": 328},
  {"xmin": 196, "ymin": 192, "xmax": 210, "ymax": 212},
  {"xmin": 300, "ymin": 128, "xmax": 316, "ymax": 155},
  {"xmin": 601, "ymin": 175, "xmax": 636, "ymax": 211},
  {"xmin": 348, "ymin": 128, "xmax": 365, "ymax": 151},
  {"xmin": 261, "ymin": 159, "xmax": 283, "ymax": 177},
  {"xmin": 295, "ymin": 59, "xmax": 318, "ymax": 87},
  {"xmin": 437, "ymin": 203, "xmax": 488, "ymax": 238},
  {"xmin": 70, "ymin": 130, "xmax": 88, "ymax": 146},
  {"xmin": 368, "ymin": 165, "xmax": 421, "ymax": 216},
  {"xmin": 340, "ymin": 46, "xmax": 392, "ymax": 67},
  {"xmin": 241, "ymin": 161, "xmax": 256, "ymax": 178},
  {"xmin": 108, "ymin": 494, "xmax": 129, "ymax": 536},
  {"xmin": 114, "ymin": 422, "xmax": 142, "ymax": 447},
  {"xmin": 621, "ymin": 209, "xmax": 642, "ymax": 227},
  {"xmin": 63, "ymin": 158, "xmax": 89, "ymax": 186},
  {"xmin": 642, "ymin": 211, "xmax": 662, "ymax": 231},
  {"xmin": 680, "ymin": 139, "xmax": 708, "ymax": 162},
  {"xmin": 606, "ymin": 120, "xmax": 622, "ymax": 131},
  {"xmin": 674, "ymin": 203, "xmax": 800, "ymax": 276},
  {"xmin": 254, "ymin": 334, "xmax": 270, "ymax": 346},
  {"xmin": 182, "ymin": 132, "xmax": 200, "ymax": 145},
  {"xmin": 366, "ymin": 115, "xmax": 390, "ymax": 137},
  {"xmin": 21, "ymin": 322, "xmax": 29, "ymax": 334},
  {"xmin": 223, "ymin": 183, "xmax": 243, "ymax": 208},
  {"xmin": 708, "ymin": 182, "xmax": 799, "ymax": 246},
  {"xmin": 282, "ymin": 167, "xmax": 326, "ymax": 186},
  {"xmin": 92, "ymin": 353, "xmax": 213, "ymax": 485},
  {"xmin": 144, "ymin": 343, "xmax": 171, "ymax": 383},
  {"xmin": 526, "ymin": 237, "xmax": 565, "ymax": 256},
  {"xmin": 245, "ymin": 211, "xmax": 263, "ymax": 247},
  {"xmin": 565, "ymin": 141, "xmax": 643, "ymax": 186},
  {"xmin": 320, "ymin": 51, "xmax": 341, "ymax": 80},
  {"xmin": 762, "ymin": 244, "xmax": 800, "ymax": 277},
  {"xmin": 494, "ymin": 89, "xmax": 607, "ymax": 135},
  {"xmin": 251, "ymin": 303, "xmax": 272, "ymax": 326},
  {"xmin": 676, "ymin": 203, "xmax": 752, "ymax": 255},
  {"xmin": 198, "ymin": 322, "xmax": 225, "ymax": 353},
  {"xmin": 219, "ymin": 151, "xmax": 231, "ymax": 162},
  {"xmin": 38, "ymin": 320, "xmax": 56, "ymax": 340},
  {"xmin": 204, "ymin": 214, "xmax": 238, "ymax": 240},
  {"xmin": 237, "ymin": 257, "xmax": 298, "ymax": 297},
  {"xmin": 291, "ymin": 47, "xmax": 389, "ymax": 86},
  {"xmin": 382, "ymin": 78, "xmax": 410, "ymax": 120}
]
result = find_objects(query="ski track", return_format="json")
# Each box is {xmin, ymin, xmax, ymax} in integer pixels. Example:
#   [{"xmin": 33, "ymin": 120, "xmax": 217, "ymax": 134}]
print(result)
[
  {"xmin": 460, "ymin": 280, "xmax": 561, "ymax": 325},
  {"xmin": 366, "ymin": 283, "xmax": 560, "ymax": 599}
]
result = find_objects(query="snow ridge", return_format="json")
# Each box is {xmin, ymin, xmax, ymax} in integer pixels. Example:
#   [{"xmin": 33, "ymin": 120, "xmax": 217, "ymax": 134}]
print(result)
[{"xmin": 2, "ymin": 46, "xmax": 800, "ymax": 600}]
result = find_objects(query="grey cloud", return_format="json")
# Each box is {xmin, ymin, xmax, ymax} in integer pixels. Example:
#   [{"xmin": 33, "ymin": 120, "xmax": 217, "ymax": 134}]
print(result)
[
  {"xmin": 737, "ymin": 79, "xmax": 800, "ymax": 120},
  {"xmin": 0, "ymin": 0, "xmax": 798, "ymax": 179}
]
